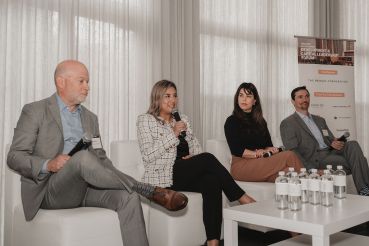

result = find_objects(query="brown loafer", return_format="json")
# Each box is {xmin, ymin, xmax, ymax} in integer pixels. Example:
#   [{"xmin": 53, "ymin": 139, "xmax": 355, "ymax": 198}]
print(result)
[{"xmin": 150, "ymin": 187, "xmax": 188, "ymax": 211}]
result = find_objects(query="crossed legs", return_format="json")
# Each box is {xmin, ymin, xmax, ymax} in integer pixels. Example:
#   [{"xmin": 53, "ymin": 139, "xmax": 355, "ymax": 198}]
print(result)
[
  {"xmin": 41, "ymin": 150, "xmax": 149, "ymax": 245},
  {"xmin": 320, "ymin": 141, "xmax": 369, "ymax": 192},
  {"xmin": 84, "ymin": 188, "xmax": 148, "ymax": 246}
]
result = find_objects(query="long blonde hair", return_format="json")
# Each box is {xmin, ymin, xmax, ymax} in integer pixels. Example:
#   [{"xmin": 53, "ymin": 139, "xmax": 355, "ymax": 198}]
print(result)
[{"xmin": 147, "ymin": 80, "xmax": 177, "ymax": 118}]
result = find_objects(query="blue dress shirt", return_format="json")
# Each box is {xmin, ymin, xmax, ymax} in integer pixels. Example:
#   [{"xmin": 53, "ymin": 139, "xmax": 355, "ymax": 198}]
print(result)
[{"xmin": 41, "ymin": 95, "xmax": 83, "ymax": 173}]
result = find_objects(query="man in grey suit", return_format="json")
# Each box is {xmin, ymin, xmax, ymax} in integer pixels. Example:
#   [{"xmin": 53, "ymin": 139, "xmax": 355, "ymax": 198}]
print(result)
[
  {"xmin": 7, "ymin": 60, "xmax": 188, "ymax": 246},
  {"xmin": 280, "ymin": 86, "xmax": 369, "ymax": 196}
]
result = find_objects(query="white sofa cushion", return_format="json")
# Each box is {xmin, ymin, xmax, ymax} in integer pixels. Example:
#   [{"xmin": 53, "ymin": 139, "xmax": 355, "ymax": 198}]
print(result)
[
  {"xmin": 12, "ymin": 206, "xmax": 122, "ymax": 246},
  {"xmin": 110, "ymin": 140, "xmax": 145, "ymax": 180},
  {"xmin": 149, "ymin": 192, "xmax": 206, "ymax": 246}
]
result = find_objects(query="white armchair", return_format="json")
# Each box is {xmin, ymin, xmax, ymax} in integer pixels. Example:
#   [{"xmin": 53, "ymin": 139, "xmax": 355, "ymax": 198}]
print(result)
[
  {"xmin": 205, "ymin": 139, "xmax": 276, "ymax": 232},
  {"xmin": 110, "ymin": 140, "xmax": 207, "ymax": 246},
  {"xmin": 5, "ymin": 140, "xmax": 205, "ymax": 246},
  {"xmin": 205, "ymin": 139, "xmax": 276, "ymax": 202},
  {"xmin": 5, "ymin": 167, "xmax": 124, "ymax": 246},
  {"xmin": 4, "ymin": 144, "xmax": 141, "ymax": 246}
]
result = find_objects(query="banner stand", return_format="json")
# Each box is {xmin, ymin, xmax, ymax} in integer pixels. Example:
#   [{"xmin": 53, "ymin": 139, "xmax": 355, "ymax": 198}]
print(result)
[{"xmin": 295, "ymin": 36, "xmax": 356, "ymax": 139}]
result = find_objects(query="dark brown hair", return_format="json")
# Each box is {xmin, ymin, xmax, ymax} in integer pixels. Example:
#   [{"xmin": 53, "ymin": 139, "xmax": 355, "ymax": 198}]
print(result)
[
  {"xmin": 291, "ymin": 86, "xmax": 309, "ymax": 100},
  {"xmin": 232, "ymin": 82, "xmax": 267, "ymax": 134}
]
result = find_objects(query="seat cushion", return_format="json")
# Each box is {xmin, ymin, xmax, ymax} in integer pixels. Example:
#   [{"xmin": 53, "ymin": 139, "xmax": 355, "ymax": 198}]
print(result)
[
  {"xmin": 12, "ymin": 206, "xmax": 122, "ymax": 246},
  {"xmin": 110, "ymin": 140, "xmax": 145, "ymax": 180},
  {"xmin": 148, "ymin": 192, "xmax": 206, "ymax": 246}
]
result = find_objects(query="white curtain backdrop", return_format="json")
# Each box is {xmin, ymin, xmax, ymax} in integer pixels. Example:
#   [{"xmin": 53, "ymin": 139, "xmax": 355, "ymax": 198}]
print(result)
[
  {"xmin": 2, "ymin": 0, "xmax": 369, "ymax": 245},
  {"xmin": 200, "ymin": 0, "xmax": 315, "ymax": 145},
  {"xmin": 335, "ymin": 0, "xmax": 369, "ymax": 158},
  {"xmin": 0, "ymin": 0, "xmax": 199, "ymax": 244}
]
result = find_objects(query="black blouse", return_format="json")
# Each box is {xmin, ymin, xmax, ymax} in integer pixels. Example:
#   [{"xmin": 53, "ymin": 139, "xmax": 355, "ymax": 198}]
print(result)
[
  {"xmin": 224, "ymin": 114, "xmax": 273, "ymax": 157},
  {"xmin": 176, "ymin": 135, "xmax": 189, "ymax": 160}
]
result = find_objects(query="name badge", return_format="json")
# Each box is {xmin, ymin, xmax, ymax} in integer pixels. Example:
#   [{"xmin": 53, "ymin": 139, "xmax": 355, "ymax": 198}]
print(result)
[
  {"xmin": 92, "ymin": 136, "xmax": 103, "ymax": 149},
  {"xmin": 322, "ymin": 129, "xmax": 329, "ymax": 136}
]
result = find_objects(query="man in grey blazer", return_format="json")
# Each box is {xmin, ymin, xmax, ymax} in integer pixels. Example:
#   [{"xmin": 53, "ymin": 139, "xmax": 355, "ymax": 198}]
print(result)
[
  {"xmin": 7, "ymin": 60, "xmax": 188, "ymax": 246},
  {"xmin": 280, "ymin": 86, "xmax": 369, "ymax": 196}
]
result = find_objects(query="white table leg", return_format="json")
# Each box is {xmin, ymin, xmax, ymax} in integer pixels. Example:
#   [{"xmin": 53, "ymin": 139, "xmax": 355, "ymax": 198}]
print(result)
[
  {"xmin": 224, "ymin": 218, "xmax": 238, "ymax": 246},
  {"xmin": 312, "ymin": 235, "xmax": 329, "ymax": 246}
]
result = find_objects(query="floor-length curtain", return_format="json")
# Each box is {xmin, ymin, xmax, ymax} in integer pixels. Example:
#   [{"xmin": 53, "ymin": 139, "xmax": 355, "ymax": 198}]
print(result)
[
  {"xmin": 0, "ymin": 0, "xmax": 199, "ymax": 245},
  {"xmin": 200, "ymin": 0, "xmax": 315, "ymax": 145},
  {"xmin": 334, "ymin": 0, "xmax": 369, "ymax": 157}
]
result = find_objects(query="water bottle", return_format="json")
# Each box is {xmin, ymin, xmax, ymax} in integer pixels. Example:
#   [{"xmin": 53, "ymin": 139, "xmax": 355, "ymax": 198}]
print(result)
[
  {"xmin": 308, "ymin": 169, "xmax": 321, "ymax": 205},
  {"xmin": 286, "ymin": 167, "xmax": 295, "ymax": 179},
  {"xmin": 326, "ymin": 165, "xmax": 334, "ymax": 175},
  {"xmin": 275, "ymin": 171, "xmax": 289, "ymax": 209},
  {"xmin": 321, "ymin": 169, "xmax": 334, "ymax": 207},
  {"xmin": 298, "ymin": 168, "xmax": 309, "ymax": 203},
  {"xmin": 288, "ymin": 172, "xmax": 302, "ymax": 211},
  {"xmin": 334, "ymin": 165, "xmax": 346, "ymax": 199}
]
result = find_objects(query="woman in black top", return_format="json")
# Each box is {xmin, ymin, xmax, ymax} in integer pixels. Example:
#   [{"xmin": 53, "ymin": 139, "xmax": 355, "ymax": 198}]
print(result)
[{"xmin": 224, "ymin": 82, "xmax": 303, "ymax": 182}]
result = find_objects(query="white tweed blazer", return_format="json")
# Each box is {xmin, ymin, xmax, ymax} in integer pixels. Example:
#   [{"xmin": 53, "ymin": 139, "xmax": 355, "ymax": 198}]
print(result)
[{"xmin": 136, "ymin": 113, "xmax": 203, "ymax": 187}]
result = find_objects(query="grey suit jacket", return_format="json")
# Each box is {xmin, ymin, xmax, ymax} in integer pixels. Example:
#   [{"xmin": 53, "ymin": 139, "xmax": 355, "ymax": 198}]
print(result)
[
  {"xmin": 7, "ymin": 93, "xmax": 119, "ymax": 221},
  {"xmin": 280, "ymin": 112, "xmax": 335, "ymax": 170}
]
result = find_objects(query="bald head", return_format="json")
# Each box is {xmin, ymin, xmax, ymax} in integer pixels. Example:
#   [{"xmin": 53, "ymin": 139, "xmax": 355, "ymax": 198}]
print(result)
[
  {"xmin": 54, "ymin": 60, "xmax": 90, "ymax": 109},
  {"xmin": 54, "ymin": 60, "xmax": 88, "ymax": 84}
]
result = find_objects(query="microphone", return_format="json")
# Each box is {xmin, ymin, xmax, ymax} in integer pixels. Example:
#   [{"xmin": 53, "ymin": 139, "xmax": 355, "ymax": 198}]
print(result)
[
  {"xmin": 262, "ymin": 147, "xmax": 284, "ymax": 158},
  {"xmin": 337, "ymin": 132, "xmax": 350, "ymax": 142},
  {"xmin": 329, "ymin": 132, "xmax": 350, "ymax": 150},
  {"xmin": 68, "ymin": 132, "xmax": 93, "ymax": 156},
  {"xmin": 172, "ymin": 108, "xmax": 186, "ymax": 138},
  {"xmin": 262, "ymin": 151, "xmax": 273, "ymax": 158}
]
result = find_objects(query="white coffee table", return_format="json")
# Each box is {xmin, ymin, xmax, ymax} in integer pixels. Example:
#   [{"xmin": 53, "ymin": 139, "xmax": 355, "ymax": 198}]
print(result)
[
  {"xmin": 224, "ymin": 194, "xmax": 369, "ymax": 246},
  {"xmin": 270, "ymin": 232, "xmax": 369, "ymax": 245}
]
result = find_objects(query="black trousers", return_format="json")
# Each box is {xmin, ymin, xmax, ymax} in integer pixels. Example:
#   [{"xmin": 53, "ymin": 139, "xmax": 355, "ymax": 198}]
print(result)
[{"xmin": 170, "ymin": 152, "xmax": 245, "ymax": 240}]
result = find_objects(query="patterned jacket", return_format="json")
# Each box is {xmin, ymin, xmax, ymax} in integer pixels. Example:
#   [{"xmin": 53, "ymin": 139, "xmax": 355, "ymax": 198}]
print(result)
[{"xmin": 137, "ymin": 113, "xmax": 202, "ymax": 187}]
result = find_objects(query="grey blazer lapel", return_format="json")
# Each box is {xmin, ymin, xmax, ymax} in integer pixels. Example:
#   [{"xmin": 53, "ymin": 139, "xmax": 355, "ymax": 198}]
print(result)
[
  {"xmin": 80, "ymin": 106, "xmax": 94, "ymax": 135},
  {"xmin": 47, "ymin": 94, "xmax": 63, "ymax": 134},
  {"xmin": 292, "ymin": 112, "xmax": 315, "ymax": 139}
]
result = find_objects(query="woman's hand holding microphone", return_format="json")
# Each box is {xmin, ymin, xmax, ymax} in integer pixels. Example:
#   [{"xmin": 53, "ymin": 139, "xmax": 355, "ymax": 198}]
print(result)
[
  {"xmin": 254, "ymin": 149, "xmax": 265, "ymax": 158},
  {"xmin": 264, "ymin": 146, "xmax": 280, "ymax": 154},
  {"xmin": 254, "ymin": 147, "xmax": 282, "ymax": 158},
  {"xmin": 173, "ymin": 121, "xmax": 187, "ymax": 137},
  {"xmin": 172, "ymin": 121, "xmax": 193, "ymax": 160}
]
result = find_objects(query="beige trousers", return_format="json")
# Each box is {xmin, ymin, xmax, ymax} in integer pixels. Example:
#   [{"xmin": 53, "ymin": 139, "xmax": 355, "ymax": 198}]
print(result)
[{"xmin": 231, "ymin": 151, "xmax": 303, "ymax": 182}]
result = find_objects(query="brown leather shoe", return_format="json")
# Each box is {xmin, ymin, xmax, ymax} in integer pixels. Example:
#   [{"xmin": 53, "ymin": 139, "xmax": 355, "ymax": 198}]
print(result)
[{"xmin": 150, "ymin": 187, "xmax": 188, "ymax": 211}]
